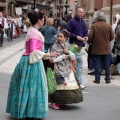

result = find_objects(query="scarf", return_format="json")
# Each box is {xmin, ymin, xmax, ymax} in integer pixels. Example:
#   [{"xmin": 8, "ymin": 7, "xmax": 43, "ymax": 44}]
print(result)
[{"xmin": 52, "ymin": 41, "xmax": 71, "ymax": 78}]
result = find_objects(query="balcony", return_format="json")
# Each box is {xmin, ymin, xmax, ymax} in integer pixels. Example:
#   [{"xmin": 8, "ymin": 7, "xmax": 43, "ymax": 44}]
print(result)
[{"xmin": 0, "ymin": 2, "xmax": 7, "ymax": 7}]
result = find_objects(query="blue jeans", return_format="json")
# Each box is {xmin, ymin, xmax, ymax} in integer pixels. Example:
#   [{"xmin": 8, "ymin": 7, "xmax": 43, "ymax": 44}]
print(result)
[
  {"xmin": 93, "ymin": 54, "xmax": 111, "ymax": 81},
  {"xmin": 75, "ymin": 52, "xmax": 83, "ymax": 84},
  {"xmin": 44, "ymin": 43, "xmax": 53, "ymax": 52}
]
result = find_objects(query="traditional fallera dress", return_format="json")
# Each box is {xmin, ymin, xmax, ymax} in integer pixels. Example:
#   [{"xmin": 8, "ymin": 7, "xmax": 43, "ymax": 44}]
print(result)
[
  {"xmin": 50, "ymin": 41, "xmax": 83, "ymax": 104},
  {"xmin": 6, "ymin": 27, "xmax": 48, "ymax": 119}
]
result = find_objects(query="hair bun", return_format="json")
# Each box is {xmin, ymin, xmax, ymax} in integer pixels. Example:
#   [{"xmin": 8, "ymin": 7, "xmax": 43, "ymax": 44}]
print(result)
[
  {"xmin": 27, "ymin": 12, "xmax": 33, "ymax": 20},
  {"xmin": 27, "ymin": 11, "xmax": 44, "ymax": 26}
]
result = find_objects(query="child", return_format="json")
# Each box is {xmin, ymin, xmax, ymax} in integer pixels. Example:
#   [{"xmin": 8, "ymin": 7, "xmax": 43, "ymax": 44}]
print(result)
[{"xmin": 50, "ymin": 29, "xmax": 83, "ymax": 110}]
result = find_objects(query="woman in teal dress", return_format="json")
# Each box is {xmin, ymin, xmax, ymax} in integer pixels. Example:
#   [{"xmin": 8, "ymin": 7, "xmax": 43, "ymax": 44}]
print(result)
[{"xmin": 6, "ymin": 11, "xmax": 59, "ymax": 120}]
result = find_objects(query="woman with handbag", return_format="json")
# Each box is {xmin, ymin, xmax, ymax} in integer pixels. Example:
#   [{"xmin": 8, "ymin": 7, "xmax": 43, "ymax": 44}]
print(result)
[
  {"xmin": 110, "ymin": 19, "xmax": 120, "ymax": 79},
  {"xmin": 6, "ymin": 11, "xmax": 59, "ymax": 120},
  {"xmin": 50, "ymin": 29, "xmax": 83, "ymax": 110}
]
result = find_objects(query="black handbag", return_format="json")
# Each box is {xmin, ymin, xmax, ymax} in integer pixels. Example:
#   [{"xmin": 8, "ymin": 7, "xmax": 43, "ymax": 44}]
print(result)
[
  {"xmin": 116, "ymin": 43, "xmax": 120, "ymax": 50},
  {"xmin": 55, "ymin": 75, "xmax": 64, "ymax": 85},
  {"xmin": 112, "ymin": 43, "xmax": 115, "ymax": 54}
]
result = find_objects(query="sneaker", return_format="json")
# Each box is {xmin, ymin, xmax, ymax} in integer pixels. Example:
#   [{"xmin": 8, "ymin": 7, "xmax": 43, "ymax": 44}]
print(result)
[
  {"xmin": 80, "ymin": 84, "xmax": 86, "ymax": 89},
  {"xmin": 51, "ymin": 103, "xmax": 60, "ymax": 110}
]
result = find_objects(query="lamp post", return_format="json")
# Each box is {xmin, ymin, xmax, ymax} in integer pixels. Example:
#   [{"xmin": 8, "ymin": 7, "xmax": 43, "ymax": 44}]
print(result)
[
  {"xmin": 34, "ymin": 0, "xmax": 36, "ymax": 9},
  {"xmin": 110, "ymin": 0, "xmax": 113, "ymax": 25},
  {"xmin": 8, "ymin": 0, "xmax": 15, "ymax": 16},
  {"xmin": 64, "ymin": 0, "xmax": 69, "ymax": 16}
]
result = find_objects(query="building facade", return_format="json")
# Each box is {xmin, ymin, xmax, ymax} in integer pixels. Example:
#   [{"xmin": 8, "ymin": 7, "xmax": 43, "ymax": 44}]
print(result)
[
  {"xmin": 0, "ymin": 0, "xmax": 65, "ymax": 18},
  {"xmin": 0, "ymin": 0, "xmax": 8, "ymax": 15},
  {"xmin": 77, "ymin": 0, "xmax": 120, "ymax": 28},
  {"xmin": 0, "ymin": 0, "xmax": 77, "ymax": 18},
  {"xmin": 67, "ymin": 0, "xmax": 77, "ymax": 17}
]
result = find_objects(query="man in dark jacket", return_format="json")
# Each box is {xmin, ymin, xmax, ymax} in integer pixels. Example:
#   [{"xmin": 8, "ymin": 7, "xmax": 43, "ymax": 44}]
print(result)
[
  {"xmin": 88, "ymin": 12, "xmax": 114, "ymax": 84},
  {"xmin": 66, "ymin": 7, "xmax": 88, "ymax": 89}
]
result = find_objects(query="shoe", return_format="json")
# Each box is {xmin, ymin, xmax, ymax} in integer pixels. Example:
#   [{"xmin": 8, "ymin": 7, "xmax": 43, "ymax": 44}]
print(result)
[
  {"xmin": 80, "ymin": 84, "xmax": 86, "ymax": 89},
  {"xmin": 112, "ymin": 71, "xmax": 119, "ymax": 75},
  {"xmin": 88, "ymin": 71, "xmax": 102, "ymax": 75},
  {"xmin": 93, "ymin": 80, "xmax": 100, "ymax": 84},
  {"xmin": 51, "ymin": 103, "xmax": 60, "ymax": 110},
  {"xmin": 88, "ymin": 71, "xmax": 95, "ymax": 75},
  {"xmin": 59, "ymin": 104, "xmax": 69, "ymax": 109},
  {"xmin": 110, "ymin": 77, "xmax": 115, "ymax": 80},
  {"xmin": 106, "ymin": 80, "xmax": 111, "ymax": 84}
]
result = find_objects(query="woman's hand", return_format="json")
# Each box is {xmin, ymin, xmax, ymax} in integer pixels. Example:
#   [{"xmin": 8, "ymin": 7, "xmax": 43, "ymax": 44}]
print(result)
[
  {"xmin": 44, "ymin": 52, "xmax": 59, "ymax": 58},
  {"xmin": 50, "ymin": 52, "xmax": 60, "ymax": 57}
]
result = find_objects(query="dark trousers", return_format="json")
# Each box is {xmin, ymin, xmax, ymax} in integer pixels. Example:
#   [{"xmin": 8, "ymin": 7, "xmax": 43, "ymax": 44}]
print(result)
[
  {"xmin": 113, "ymin": 55, "xmax": 120, "ymax": 66},
  {"xmin": 7, "ymin": 29, "xmax": 13, "ymax": 41},
  {"xmin": 93, "ymin": 54, "xmax": 111, "ymax": 81},
  {"xmin": 44, "ymin": 43, "xmax": 53, "ymax": 52},
  {"xmin": 0, "ymin": 29, "xmax": 4, "ymax": 47}
]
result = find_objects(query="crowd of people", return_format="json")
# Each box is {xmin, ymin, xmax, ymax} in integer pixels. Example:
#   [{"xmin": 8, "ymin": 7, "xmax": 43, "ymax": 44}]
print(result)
[
  {"xmin": 0, "ymin": 12, "xmax": 31, "ymax": 47},
  {"xmin": 0, "ymin": 6, "xmax": 119, "ymax": 120}
]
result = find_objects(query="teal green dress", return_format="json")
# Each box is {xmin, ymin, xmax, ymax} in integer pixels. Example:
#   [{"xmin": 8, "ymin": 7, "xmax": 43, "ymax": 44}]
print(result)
[
  {"xmin": 6, "ymin": 27, "xmax": 48, "ymax": 119},
  {"xmin": 6, "ymin": 56, "xmax": 47, "ymax": 118}
]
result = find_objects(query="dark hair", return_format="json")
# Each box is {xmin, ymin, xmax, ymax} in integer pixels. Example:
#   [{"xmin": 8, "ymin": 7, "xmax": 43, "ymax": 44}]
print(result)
[
  {"xmin": 27, "ymin": 11, "xmax": 44, "ymax": 25},
  {"xmin": 59, "ymin": 29, "xmax": 69, "ymax": 38},
  {"xmin": 94, "ymin": 8, "xmax": 97, "ymax": 11},
  {"xmin": 65, "ymin": 14, "xmax": 72, "ymax": 22}
]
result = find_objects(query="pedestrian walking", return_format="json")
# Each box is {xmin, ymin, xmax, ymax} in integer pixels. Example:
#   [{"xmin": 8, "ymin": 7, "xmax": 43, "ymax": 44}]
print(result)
[
  {"xmin": 50, "ymin": 29, "xmax": 83, "ymax": 110},
  {"xmin": 7, "ymin": 19, "xmax": 13, "ymax": 42},
  {"xmin": 66, "ymin": 7, "xmax": 88, "ymax": 89},
  {"xmin": 6, "ymin": 10, "xmax": 59, "ymax": 120},
  {"xmin": 40, "ymin": 18, "xmax": 57, "ymax": 52},
  {"xmin": 0, "ymin": 12, "xmax": 5, "ymax": 47},
  {"xmin": 88, "ymin": 12, "xmax": 114, "ymax": 84}
]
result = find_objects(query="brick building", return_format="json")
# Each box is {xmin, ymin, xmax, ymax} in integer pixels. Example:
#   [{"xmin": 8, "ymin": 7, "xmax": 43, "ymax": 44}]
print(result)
[
  {"xmin": 0, "ymin": 0, "xmax": 8, "ymax": 15},
  {"xmin": 77, "ymin": 0, "xmax": 120, "ymax": 28}
]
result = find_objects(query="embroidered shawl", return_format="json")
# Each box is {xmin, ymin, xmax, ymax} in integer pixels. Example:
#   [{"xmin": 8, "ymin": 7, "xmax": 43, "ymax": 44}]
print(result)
[{"xmin": 52, "ymin": 41, "xmax": 71, "ymax": 78}]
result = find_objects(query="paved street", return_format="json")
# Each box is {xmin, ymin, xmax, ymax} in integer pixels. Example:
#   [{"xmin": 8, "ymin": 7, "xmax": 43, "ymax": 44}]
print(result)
[{"xmin": 0, "ymin": 35, "xmax": 120, "ymax": 120}]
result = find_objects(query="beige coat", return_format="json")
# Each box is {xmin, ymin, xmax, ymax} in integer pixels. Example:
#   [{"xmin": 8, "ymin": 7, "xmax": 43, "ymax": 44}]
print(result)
[{"xmin": 88, "ymin": 21, "xmax": 114, "ymax": 55}]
